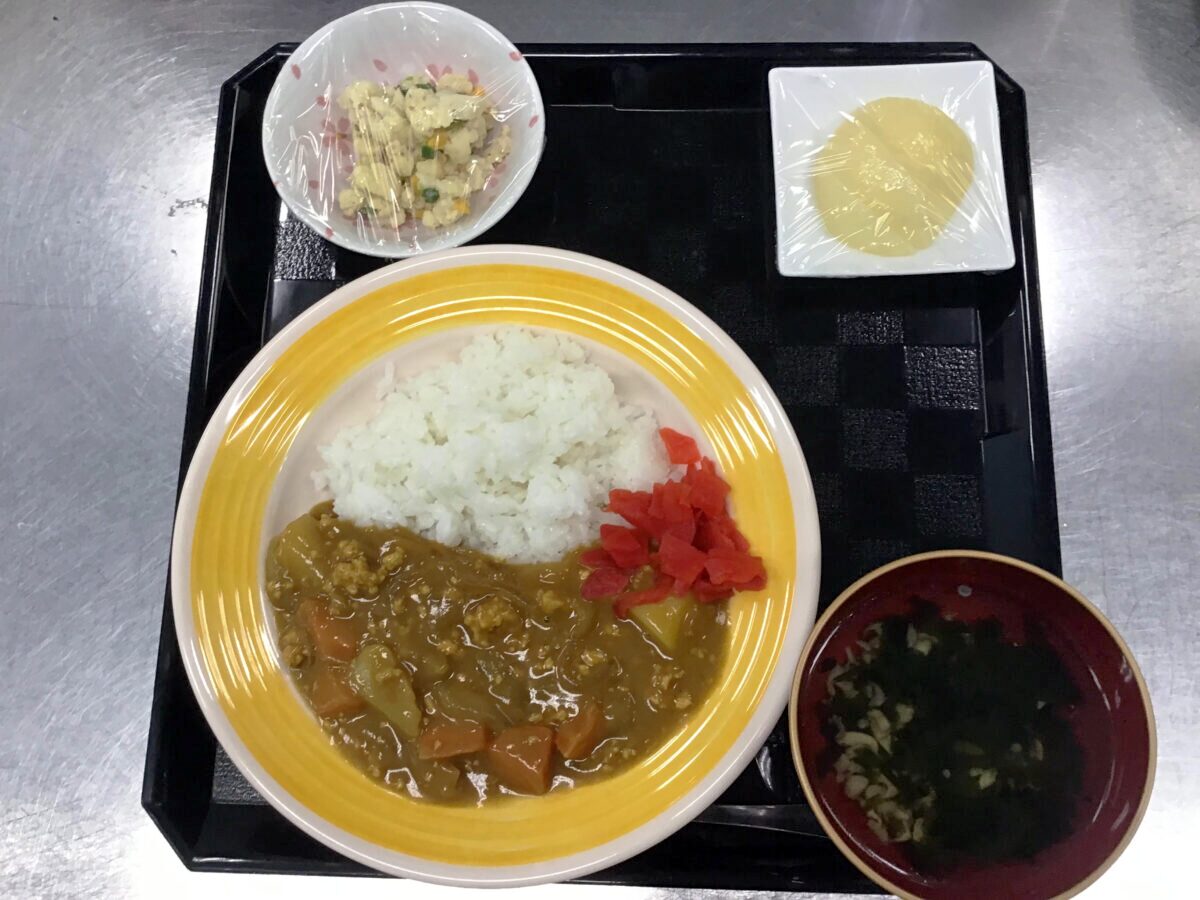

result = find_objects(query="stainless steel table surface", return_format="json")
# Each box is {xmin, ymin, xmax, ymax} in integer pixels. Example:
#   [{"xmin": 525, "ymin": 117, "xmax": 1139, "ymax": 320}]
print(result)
[{"xmin": 1, "ymin": 0, "xmax": 1195, "ymax": 897}]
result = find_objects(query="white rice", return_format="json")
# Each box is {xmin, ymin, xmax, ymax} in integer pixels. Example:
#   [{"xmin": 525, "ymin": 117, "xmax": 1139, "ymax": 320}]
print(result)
[{"xmin": 316, "ymin": 328, "xmax": 668, "ymax": 563}]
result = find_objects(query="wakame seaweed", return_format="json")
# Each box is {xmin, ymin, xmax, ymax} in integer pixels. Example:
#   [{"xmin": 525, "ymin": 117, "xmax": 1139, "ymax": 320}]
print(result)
[{"xmin": 823, "ymin": 600, "xmax": 1084, "ymax": 872}]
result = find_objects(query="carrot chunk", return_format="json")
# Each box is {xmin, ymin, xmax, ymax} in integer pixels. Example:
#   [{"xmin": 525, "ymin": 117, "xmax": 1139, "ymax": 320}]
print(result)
[
  {"xmin": 297, "ymin": 599, "xmax": 359, "ymax": 662},
  {"xmin": 555, "ymin": 702, "xmax": 605, "ymax": 760},
  {"xmin": 309, "ymin": 665, "xmax": 364, "ymax": 717},
  {"xmin": 418, "ymin": 722, "xmax": 490, "ymax": 759},
  {"xmin": 487, "ymin": 725, "xmax": 554, "ymax": 795}
]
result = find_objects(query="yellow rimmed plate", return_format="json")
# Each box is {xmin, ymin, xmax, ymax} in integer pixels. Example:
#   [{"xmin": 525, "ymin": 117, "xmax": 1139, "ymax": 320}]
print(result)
[{"xmin": 172, "ymin": 245, "xmax": 821, "ymax": 886}]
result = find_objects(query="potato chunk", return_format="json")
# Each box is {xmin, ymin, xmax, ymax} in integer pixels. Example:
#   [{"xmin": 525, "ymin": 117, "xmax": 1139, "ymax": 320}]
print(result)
[{"xmin": 349, "ymin": 644, "xmax": 422, "ymax": 738}]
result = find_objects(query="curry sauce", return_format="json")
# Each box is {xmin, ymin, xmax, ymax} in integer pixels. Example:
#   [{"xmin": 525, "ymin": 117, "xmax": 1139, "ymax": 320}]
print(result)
[{"xmin": 267, "ymin": 502, "xmax": 726, "ymax": 803}]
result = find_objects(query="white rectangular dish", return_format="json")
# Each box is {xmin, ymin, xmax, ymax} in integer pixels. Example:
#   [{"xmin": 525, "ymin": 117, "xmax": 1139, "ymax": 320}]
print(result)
[{"xmin": 769, "ymin": 61, "xmax": 1015, "ymax": 277}]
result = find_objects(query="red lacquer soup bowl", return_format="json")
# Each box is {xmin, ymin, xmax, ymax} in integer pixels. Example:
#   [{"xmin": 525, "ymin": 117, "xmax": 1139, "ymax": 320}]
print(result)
[{"xmin": 789, "ymin": 551, "xmax": 1155, "ymax": 900}]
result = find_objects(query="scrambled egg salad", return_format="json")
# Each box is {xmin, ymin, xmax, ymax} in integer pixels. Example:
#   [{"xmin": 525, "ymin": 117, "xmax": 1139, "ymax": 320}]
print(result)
[{"xmin": 336, "ymin": 73, "xmax": 512, "ymax": 229}]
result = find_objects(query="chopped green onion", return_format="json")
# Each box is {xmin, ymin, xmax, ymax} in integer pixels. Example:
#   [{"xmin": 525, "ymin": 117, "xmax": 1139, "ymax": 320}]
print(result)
[
  {"xmin": 421, "ymin": 145, "xmax": 435, "ymax": 159},
  {"xmin": 422, "ymin": 187, "xmax": 440, "ymax": 204}
]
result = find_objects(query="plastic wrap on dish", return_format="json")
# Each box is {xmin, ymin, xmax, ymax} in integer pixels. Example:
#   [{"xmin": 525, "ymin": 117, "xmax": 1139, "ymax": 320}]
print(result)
[
  {"xmin": 769, "ymin": 63, "xmax": 1014, "ymax": 277},
  {"xmin": 262, "ymin": 4, "xmax": 544, "ymax": 258}
]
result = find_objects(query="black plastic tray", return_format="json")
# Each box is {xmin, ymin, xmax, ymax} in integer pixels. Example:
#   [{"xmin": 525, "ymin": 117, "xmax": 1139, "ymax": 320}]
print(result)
[{"xmin": 143, "ymin": 42, "xmax": 1059, "ymax": 892}]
